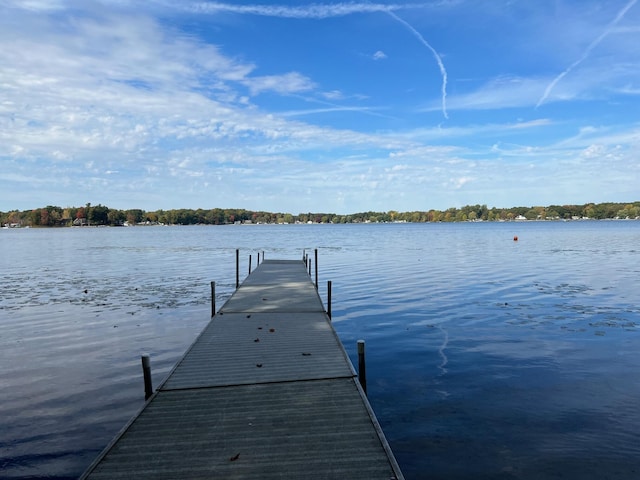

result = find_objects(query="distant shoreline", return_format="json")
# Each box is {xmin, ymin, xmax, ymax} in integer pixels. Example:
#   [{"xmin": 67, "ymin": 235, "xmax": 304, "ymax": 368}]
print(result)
[
  {"xmin": 4, "ymin": 217, "xmax": 640, "ymax": 230},
  {"xmin": 2, "ymin": 201, "xmax": 639, "ymax": 228}
]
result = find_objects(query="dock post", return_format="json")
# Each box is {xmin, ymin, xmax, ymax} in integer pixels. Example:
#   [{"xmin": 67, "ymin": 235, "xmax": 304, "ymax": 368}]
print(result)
[
  {"xmin": 235, "ymin": 249, "xmax": 240, "ymax": 289},
  {"xmin": 141, "ymin": 354, "xmax": 153, "ymax": 400},
  {"xmin": 249, "ymin": 254, "xmax": 252, "ymax": 275},
  {"xmin": 327, "ymin": 280, "xmax": 332, "ymax": 320},
  {"xmin": 308, "ymin": 258, "xmax": 312, "ymax": 276},
  {"xmin": 211, "ymin": 281, "xmax": 215, "ymax": 317},
  {"xmin": 314, "ymin": 249, "xmax": 318, "ymax": 289},
  {"xmin": 357, "ymin": 340, "xmax": 367, "ymax": 395},
  {"xmin": 257, "ymin": 251, "xmax": 260, "ymax": 264}
]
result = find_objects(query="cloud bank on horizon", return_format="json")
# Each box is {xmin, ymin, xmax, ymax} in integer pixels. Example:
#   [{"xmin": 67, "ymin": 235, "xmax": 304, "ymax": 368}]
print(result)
[{"xmin": 1, "ymin": 0, "xmax": 639, "ymax": 213}]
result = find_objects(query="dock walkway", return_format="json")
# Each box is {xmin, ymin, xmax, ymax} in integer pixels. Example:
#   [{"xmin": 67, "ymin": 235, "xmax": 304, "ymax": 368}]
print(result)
[{"xmin": 81, "ymin": 259, "xmax": 404, "ymax": 479}]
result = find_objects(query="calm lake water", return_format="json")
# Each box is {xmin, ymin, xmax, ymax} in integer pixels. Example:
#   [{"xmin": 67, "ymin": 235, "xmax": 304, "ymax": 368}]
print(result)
[{"xmin": 1, "ymin": 222, "xmax": 639, "ymax": 479}]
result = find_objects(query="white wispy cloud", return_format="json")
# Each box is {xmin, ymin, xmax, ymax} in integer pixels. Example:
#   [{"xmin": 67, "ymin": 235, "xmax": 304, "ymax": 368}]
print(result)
[
  {"xmin": 448, "ymin": 176, "xmax": 473, "ymax": 189},
  {"xmin": 446, "ymin": 59, "xmax": 640, "ymax": 112},
  {"xmin": 506, "ymin": 119, "xmax": 553, "ymax": 130},
  {"xmin": 279, "ymin": 106, "xmax": 381, "ymax": 118},
  {"xmin": 392, "ymin": 119, "xmax": 554, "ymax": 145},
  {"xmin": 615, "ymin": 84, "xmax": 640, "ymax": 95},
  {"xmin": 389, "ymin": 145, "xmax": 460, "ymax": 158},
  {"xmin": 243, "ymin": 72, "xmax": 316, "ymax": 96},
  {"xmin": 186, "ymin": 2, "xmax": 429, "ymax": 18},
  {"xmin": 372, "ymin": 50, "xmax": 387, "ymax": 60},
  {"xmin": 445, "ymin": 76, "xmax": 545, "ymax": 111},
  {"xmin": 0, "ymin": 10, "xmax": 337, "ymax": 162},
  {"xmin": 6, "ymin": 0, "xmax": 66, "ymax": 11}
]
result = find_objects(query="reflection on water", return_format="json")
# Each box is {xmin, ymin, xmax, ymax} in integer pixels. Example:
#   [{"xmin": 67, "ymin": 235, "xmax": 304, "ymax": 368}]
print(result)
[{"xmin": 1, "ymin": 222, "xmax": 639, "ymax": 479}]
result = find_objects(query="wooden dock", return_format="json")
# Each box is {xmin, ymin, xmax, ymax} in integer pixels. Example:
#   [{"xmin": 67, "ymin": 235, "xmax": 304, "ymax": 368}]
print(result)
[{"xmin": 81, "ymin": 259, "xmax": 404, "ymax": 479}]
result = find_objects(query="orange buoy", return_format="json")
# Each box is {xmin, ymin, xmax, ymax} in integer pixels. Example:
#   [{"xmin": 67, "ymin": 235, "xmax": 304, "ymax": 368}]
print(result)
[{"xmin": 513, "ymin": 235, "xmax": 518, "ymax": 241}]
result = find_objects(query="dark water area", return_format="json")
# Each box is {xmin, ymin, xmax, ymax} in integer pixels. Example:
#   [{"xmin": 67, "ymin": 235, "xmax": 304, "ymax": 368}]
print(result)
[{"xmin": 1, "ymin": 222, "xmax": 639, "ymax": 479}]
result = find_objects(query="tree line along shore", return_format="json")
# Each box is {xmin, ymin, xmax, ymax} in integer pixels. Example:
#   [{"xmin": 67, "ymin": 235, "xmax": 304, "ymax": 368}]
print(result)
[{"xmin": 1, "ymin": 202, "xmax": 639, "ymax": 228}]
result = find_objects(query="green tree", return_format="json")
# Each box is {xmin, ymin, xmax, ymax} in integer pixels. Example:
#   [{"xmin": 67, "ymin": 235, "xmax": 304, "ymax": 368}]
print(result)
[
  {"xmin": 89, "ymin": 204, "xmax": 109, "ymax": 225},
  {"xmin": 108, "ymin": 209, "xmax": 126, "ymax": 225},
  {"xmin": 125, "ymin": 209, "xmax": 144, "ymax": 225}
]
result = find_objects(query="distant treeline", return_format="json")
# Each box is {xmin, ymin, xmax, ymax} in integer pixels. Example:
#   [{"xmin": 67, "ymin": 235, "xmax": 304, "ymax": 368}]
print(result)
[{"xmin": 2, "ymin": 202, "xmax": 639, "ymax": 227}]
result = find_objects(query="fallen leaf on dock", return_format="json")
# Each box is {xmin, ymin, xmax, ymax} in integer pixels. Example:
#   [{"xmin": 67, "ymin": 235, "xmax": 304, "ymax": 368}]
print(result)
[{"xmin": 229, "ymin": 453, "xmax": 240, "ymax": 461}]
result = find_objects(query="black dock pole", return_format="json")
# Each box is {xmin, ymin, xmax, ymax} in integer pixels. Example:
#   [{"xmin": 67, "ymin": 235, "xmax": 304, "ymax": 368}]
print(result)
[
  {"xmin": 211, "ymin": 281, "xmax": 215, "ymax": 317},
  {"xmin": 235, "ymin": 249, "xmax": 240, "ymax": 289},
  {"xmin": 141, "ymin": 354, "xmax": 153, "ymax": 400},
  {"xmin": 327, "ymin": 280, "xmax": 332, "ymax": 320},
  {"xmin": 314, "ymin": 249, "xmax": 318, "ymax": 289},
  {"xmin": 357, "ymin": 340, "xmax": 367, "ymax": 395}
]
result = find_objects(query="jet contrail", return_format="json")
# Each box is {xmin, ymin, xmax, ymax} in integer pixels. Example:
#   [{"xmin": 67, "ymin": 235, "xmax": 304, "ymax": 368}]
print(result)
[
  {"xmin": 537, "ymin": 0, "xmax": 638, "ymax": 108},
  {"xmin": 387, "ymin": 11, "xmax": 448, "ymax": 119}
]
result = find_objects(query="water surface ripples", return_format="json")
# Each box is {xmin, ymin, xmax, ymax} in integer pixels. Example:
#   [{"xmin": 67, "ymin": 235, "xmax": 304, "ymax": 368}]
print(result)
[{"xmin": 1, "ymin": 222, "xmax": 639, "ymax": 479}]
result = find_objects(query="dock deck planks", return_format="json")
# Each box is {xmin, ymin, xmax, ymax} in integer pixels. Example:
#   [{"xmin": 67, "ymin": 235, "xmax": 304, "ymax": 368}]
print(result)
[{"xmin": 81, "ymin": 259, "xmax": 404, "ymax": 479}]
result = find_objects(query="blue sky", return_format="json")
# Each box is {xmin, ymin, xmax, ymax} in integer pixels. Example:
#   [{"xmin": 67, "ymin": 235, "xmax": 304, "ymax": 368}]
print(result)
[{"xmin": 1, "ymin": 0, "xmax": 639, "ymax": 213}]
